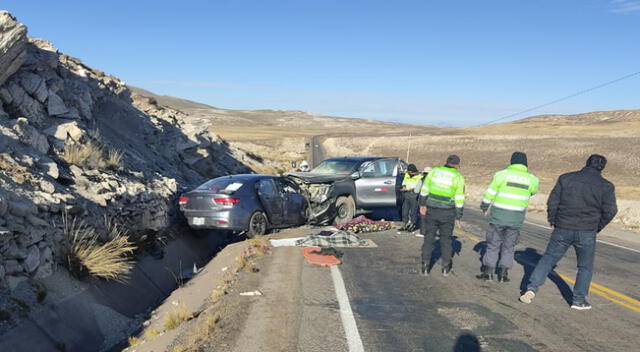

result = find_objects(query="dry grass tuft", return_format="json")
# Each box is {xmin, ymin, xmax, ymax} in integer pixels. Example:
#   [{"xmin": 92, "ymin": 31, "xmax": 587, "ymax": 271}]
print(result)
[
  {"xmin": 145, "ymin": 328, "xmax": 160, "ymax": 339},
  {"xmin": 211, "ymin": 288, "xmax": 226, "ymax": 302},
  {"xmin": 63, "ymin": 140, "xmax": 106, "ymax": 169},
  {"xmin": 164, "ymin": 305, "xmax": 191, "ymax": 331},
  {"xmin": 172, "ymin": 346, "xmax": 186, "ymax": 352},
  {"xmin": 128, "ymin": 336, "xmax": 141, "ymax": 346},
  {"xmin": 106, "ymin": 149, "xmax": 123, "ymax": 169},
  {"xmin": 64, "ymin": 213, "xmax": 136, "ymax": 282},
  {"xmin": 234, "ymin": 254, "xmax": 248, "ymax": 273}
]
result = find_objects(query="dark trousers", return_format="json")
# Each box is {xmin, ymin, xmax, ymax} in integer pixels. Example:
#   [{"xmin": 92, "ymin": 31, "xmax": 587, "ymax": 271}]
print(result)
[
  {"xmin": 482, "ymin": 224, "xmax": 520, "ymax": 269},
  {"xmin": 527, "ymin": 228, "xmax": 597, "ymax": 304},
  {"xmin": 421, "ymin": 207, "xmax": 456, "ymax": 268},
  {"xmin": 401, "ymin": 192, "xmax": 418, "ymax": 225}
]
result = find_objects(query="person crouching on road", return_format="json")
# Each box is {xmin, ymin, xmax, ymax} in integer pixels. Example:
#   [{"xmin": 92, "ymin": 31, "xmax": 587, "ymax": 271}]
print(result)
[
  {"xmin": 520, "ymin": 154, "xmax": 617, "ymax": 310},
  {"xmin": 419, "ymin": 155, "xmax": 465, "ymax": 276},
  {"xmin": 400, "ymin": 164, "xmax": 423, "ymax": 231},
  {"xmin": 476, "ymin": 152, "xmax": 539, "ymax": 283}
]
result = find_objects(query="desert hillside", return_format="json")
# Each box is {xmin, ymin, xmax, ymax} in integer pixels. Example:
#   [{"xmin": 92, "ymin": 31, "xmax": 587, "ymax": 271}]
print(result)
[
  {"xmin": 138, "ymin": 89, "xmax": 640, "ymax": 229},
  {"xmin": 0, "ymin": 11, "xmax": 263, "ymax": 293}
]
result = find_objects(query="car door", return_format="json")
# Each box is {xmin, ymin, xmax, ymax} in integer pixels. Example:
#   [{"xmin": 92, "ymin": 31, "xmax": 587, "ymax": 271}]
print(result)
[
  {"xmin": 355, "ymin": 158, "xmax": 400, "ymax": 207},
  {"xmin": 276, "ymin": 178, "xmax": 307, "ymax": 225},
  {"xmin": 256, "ymin": 179, "xmax": 284, "ymax": 225}
]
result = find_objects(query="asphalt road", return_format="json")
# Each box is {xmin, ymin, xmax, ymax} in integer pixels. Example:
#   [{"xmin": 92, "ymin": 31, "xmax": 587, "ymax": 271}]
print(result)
[{"xmin": 321, "ymin": 209, "xmax": 640, "ymax": 352}]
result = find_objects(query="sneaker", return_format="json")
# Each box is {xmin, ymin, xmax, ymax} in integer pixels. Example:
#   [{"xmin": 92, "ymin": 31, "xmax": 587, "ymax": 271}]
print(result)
[
  {"xmin": 475, "ymin": 269, "xmax": 493, "ymax": 281},
  {"xmin": 519, "ymin": 290, "xmax": 536, "ymax": 304},
  {"xmin": 571, "ymin": 301, "xmax": 592, "ymax": 310},
  {"xmin": 497, "ymin": 268, "xmax": 510, "ymax": 283},
  {"xmin": 442, "ymin": 265, "xmax": 452, "ymax": 277},
  {"xmin": 415, "ymin": 233, "xmax": 424, "ymax": 237},
  {"xmin": 420, "ymin": 263, "xmax": 430, "ymax": 277}
]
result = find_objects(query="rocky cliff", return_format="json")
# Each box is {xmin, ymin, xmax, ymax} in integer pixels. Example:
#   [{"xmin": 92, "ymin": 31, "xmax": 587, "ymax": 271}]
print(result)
[{"xmin": 0, "ymin": 11, "xmax": 251, "ymax": 289}]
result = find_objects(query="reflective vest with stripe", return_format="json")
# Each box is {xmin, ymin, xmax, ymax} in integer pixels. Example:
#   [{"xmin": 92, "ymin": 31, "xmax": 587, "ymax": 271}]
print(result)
[
  {"xmin": 482, "ymin": 164, "xmax": 539, "ymax": 212},
  {"xmin": 402, "ymin": 173, "xmax": 424, "ymax": 190},
  {"xmin": 420, "ymin": 166, "xmax": 465, "ymax": 208}
]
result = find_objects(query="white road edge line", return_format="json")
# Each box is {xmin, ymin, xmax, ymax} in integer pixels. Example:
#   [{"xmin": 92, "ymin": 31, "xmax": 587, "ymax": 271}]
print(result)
[
  {"xmin": 524, "ymin": 220, "xmax": 640, "ymax": 254},
  {"xmin": 330, "ymin": 265, "xmax": 365, "ymax": 352}
]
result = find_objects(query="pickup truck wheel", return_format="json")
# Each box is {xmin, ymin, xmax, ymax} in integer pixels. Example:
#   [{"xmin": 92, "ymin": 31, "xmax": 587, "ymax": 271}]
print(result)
[
  {"xmin": 334, "ymin": 196, "xmax": 355, "ymax": 225},
  {"xmin": 246, "ymin": 211, "xmax": 269, "ymax": 238}
]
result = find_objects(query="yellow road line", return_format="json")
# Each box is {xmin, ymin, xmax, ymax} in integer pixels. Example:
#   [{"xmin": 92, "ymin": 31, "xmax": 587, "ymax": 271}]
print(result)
[
  {"xmin": 454, "ymin": 228, "xmax": 640, "ymax": 313},
  {"xmin": 559, "ymin": 274, "xmax": 640, "ymax": 313}
]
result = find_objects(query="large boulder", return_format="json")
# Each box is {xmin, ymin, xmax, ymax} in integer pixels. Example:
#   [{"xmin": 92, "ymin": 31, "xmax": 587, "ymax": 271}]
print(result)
[
  {"xmin": 44, "ymin": 120, "xmax": 84, "ymax": 141},
  {"xmin": 0, "ymin": 11, "xmax": 28, "ymax": 87},
  {"xmin": 12, "ymin": 117, "xmax": 50, "ymax": 154}
]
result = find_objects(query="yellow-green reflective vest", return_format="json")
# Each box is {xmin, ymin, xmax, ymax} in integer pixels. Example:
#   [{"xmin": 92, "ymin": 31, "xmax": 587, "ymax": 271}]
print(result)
[
  {"xmin": 402, "ymin": 173, "xmax": 424, "ymax": 190},
  {"xmin": 483, "ymin": 164, "xmax": 539, "ymax": 212},
  {"xmin": 420, "ymin": 166, "xmax": 465, "ymax": 208}
]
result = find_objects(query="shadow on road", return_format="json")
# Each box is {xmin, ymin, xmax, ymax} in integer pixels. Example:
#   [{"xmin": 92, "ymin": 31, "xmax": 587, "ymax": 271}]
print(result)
[
  {"xmin": 454, "ymin": 332, "xmax": 481, "ymax": 352},
  {"xmin": 472, "ymin": 241, "xmax": 488, "ymax": 269},
  {"xmin": 426, "ymin": 236, "xmax": 463, "ymax": 268},
  {"xmin": 514, "ymin": 247, "xmax": 574, "ymax": 305}
]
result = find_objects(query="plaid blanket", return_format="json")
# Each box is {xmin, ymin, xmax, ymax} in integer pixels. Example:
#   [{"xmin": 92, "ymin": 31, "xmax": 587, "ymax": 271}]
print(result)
[
  {"xmin": 295, "ymin": 230, "xmax": 368, "ymax": 247},
  {"xmin": 336, "ymin": 215, "xmax": 393, "ymax": 233}
]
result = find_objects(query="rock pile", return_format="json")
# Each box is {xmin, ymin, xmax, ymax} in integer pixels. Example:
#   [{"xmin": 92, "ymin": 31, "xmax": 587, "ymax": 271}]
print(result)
[{"xmin": 0, "ymin": 11, "xmax": 253, "ymax": 286}]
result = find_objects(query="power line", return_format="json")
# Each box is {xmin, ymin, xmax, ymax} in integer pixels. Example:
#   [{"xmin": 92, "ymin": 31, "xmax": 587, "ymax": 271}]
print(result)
[{"xmin": 481, "ymin": 70, "xmax": 640, "ymax": 125}]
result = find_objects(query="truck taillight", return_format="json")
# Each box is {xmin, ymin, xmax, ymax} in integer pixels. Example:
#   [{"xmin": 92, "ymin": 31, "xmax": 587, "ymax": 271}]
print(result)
[
  {"xmin": 179, "ymin": 197, "xmax": 189, "ymax": 205},
  {"xmin": 214, "ymin": 198, "xmax": 240, "ymax": 206}
]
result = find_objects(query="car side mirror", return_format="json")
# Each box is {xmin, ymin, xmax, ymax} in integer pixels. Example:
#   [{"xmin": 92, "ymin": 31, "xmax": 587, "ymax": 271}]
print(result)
[{"xmin": 350, "ymin": 171, "xmax": 360, "ymax": 180}]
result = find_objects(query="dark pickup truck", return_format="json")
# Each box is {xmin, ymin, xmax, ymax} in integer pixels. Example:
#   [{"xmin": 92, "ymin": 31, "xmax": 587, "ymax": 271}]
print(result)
[{"xmin": 286, "ymin": 156, "xmax": 408, "ymax": 224}]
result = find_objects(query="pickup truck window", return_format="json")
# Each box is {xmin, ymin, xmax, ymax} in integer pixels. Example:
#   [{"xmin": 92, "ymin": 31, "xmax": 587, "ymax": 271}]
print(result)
[
  {"xmin": 362, "ymin": 159, "xmax": 396, "ymax": 178},
  {"xmin": 312, "ymin": 160, "xmax": 359, "ymax": 174}
]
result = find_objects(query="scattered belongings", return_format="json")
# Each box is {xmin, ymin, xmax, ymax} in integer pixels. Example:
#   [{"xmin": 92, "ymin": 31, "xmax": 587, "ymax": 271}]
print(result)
[
  {"xmin": 303, "ymin": 247, "xmax": 342, "ymax": 266},
  {"xmin": 269, "ymin": 230, "xmax": 378, "ymax": 248},
  {"xmin": 310, "ymin": 247, "xmax": 344, "ymax": 259},
  {"xmin": 240, "ymin": 290, "xmax": 263, "ymax": 296},
  {"xmin": 335, "ymin": 215, "xmax": 393, "ymax": 233},
  {"xmin": 295, "ymin": 230, "xmax": 368, "ymax": 247}
]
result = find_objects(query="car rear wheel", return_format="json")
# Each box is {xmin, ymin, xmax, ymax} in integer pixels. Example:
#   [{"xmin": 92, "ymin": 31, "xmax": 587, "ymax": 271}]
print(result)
[
  {"xmin": 246, "ymin": 211, "xmax": 268, "ymax": 238},
  {"xmin": 333, "ymin": 196, "xmax": 355, "ymax": 225}
]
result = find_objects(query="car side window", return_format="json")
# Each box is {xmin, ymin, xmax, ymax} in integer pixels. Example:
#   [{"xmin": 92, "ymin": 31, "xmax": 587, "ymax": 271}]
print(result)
[
  {"xmin": 362, "ymin": 159, "xmax": 396, "ymax": 178},
  {"xmin": 257, "ymin": 179, "xmax": 276, "ymax": 196}
]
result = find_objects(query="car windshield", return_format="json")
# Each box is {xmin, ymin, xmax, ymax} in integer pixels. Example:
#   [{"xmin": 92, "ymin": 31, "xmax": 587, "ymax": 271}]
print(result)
[
  {"xmin": 311, "ymin": 160, "xmax": 361, "ymax": 174},
  {"xmin": 196, "ymin": 178, "xmax": 245, "ymax": 194}
]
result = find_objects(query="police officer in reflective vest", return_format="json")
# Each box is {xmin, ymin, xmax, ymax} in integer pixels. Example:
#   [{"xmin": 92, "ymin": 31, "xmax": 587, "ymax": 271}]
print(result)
[
  {"xmin": 477, "ymin": 152, "xmax": 539, "ymax": 282},
  {"xmin": 419, "ymin": 155, "xmax": 465, "ymax": 276},
  {"xmin": 400, "ymin": 164, "xmax": 424, "ymax": 231}
]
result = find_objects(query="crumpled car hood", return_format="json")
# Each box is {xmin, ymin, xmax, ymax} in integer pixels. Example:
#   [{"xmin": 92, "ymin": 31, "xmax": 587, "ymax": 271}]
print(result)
[{"xmin": 285, "ymin": 172, "xmax": 348, "ymax": 184}]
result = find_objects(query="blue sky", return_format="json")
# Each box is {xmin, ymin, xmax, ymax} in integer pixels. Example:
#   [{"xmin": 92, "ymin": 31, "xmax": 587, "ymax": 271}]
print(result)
[{"xmin": 3, "ymin": 0, "xmax": 639, "ymax": 126}]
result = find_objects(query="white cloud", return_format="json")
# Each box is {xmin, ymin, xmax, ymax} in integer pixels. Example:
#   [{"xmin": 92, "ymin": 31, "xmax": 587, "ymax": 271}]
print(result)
[{"xmin": 610, "ymin": 0, "xmax": 640, "ymax": 13}]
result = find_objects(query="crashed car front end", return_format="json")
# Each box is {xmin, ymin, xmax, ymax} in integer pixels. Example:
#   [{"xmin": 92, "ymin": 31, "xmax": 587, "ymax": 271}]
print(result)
[{"xmin": 286, "ymin": 173, "xmax": 338, "ymax": 225}]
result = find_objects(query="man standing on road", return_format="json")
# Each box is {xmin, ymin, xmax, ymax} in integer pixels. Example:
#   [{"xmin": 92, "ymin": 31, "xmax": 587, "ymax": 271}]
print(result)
[
  {"xmin": 520, "ymin": 154, "xmax": 617, "ymax": 310},
  {"xmin": 400, "ymin": 164, "xmax": 424, "ymax": 231},
  {"xmin": 419, "ymin": 155, "xmax": 465, "ymax": 276},
  {"xmin": 476, "ymin": 152, "xmax": 539, "ymax": 282}
]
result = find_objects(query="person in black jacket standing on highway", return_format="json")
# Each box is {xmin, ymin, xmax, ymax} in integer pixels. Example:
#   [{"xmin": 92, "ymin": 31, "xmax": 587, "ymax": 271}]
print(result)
[{"xmin": 520, "ymin": 154, "xmax": 617, "ymax": 310}]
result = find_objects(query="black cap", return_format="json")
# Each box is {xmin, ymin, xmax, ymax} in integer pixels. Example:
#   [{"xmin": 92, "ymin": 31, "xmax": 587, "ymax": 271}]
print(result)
[
  {"xmin": 586, "ymin": 154, "xmax": 607, "ymax": 171},
  {"xmin": 407, "ymin": 164, "xmax": 418, "ymax": 173},
  {"xmin": 511, "ymin": 152, "xmax": 528, "ymax": 166},
  {"xmin": 446, "ymin": 155, "xmax": 461, "ymax": 165}
]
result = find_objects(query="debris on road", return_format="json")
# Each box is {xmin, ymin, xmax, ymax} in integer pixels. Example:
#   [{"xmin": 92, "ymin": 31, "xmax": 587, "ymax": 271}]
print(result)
[
  {"xmin": 239, "ymin": 290, "xmax": 263, "ymax": 296},
  {"xmin": 303, "ymin": 247, "xmax": 342, "ymax": 266},
  {"xmin": 336, "ymin": 215, "xmax": 393, "ymax": 233},
  {"xmin": 295, "ymin": 230, "xmax": 372, "ymax": 247}
]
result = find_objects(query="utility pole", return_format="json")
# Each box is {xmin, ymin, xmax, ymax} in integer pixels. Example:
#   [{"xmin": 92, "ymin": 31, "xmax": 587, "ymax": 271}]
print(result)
[{"xmin": 406, "ymin": 131, "xmax": 412, "ymax": 163}]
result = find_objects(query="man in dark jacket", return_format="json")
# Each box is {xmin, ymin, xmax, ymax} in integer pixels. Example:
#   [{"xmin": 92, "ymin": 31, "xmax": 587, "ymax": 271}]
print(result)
[{"xmin": 519, "ymin": 154, "xmax": 617, "ymax": 310}]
